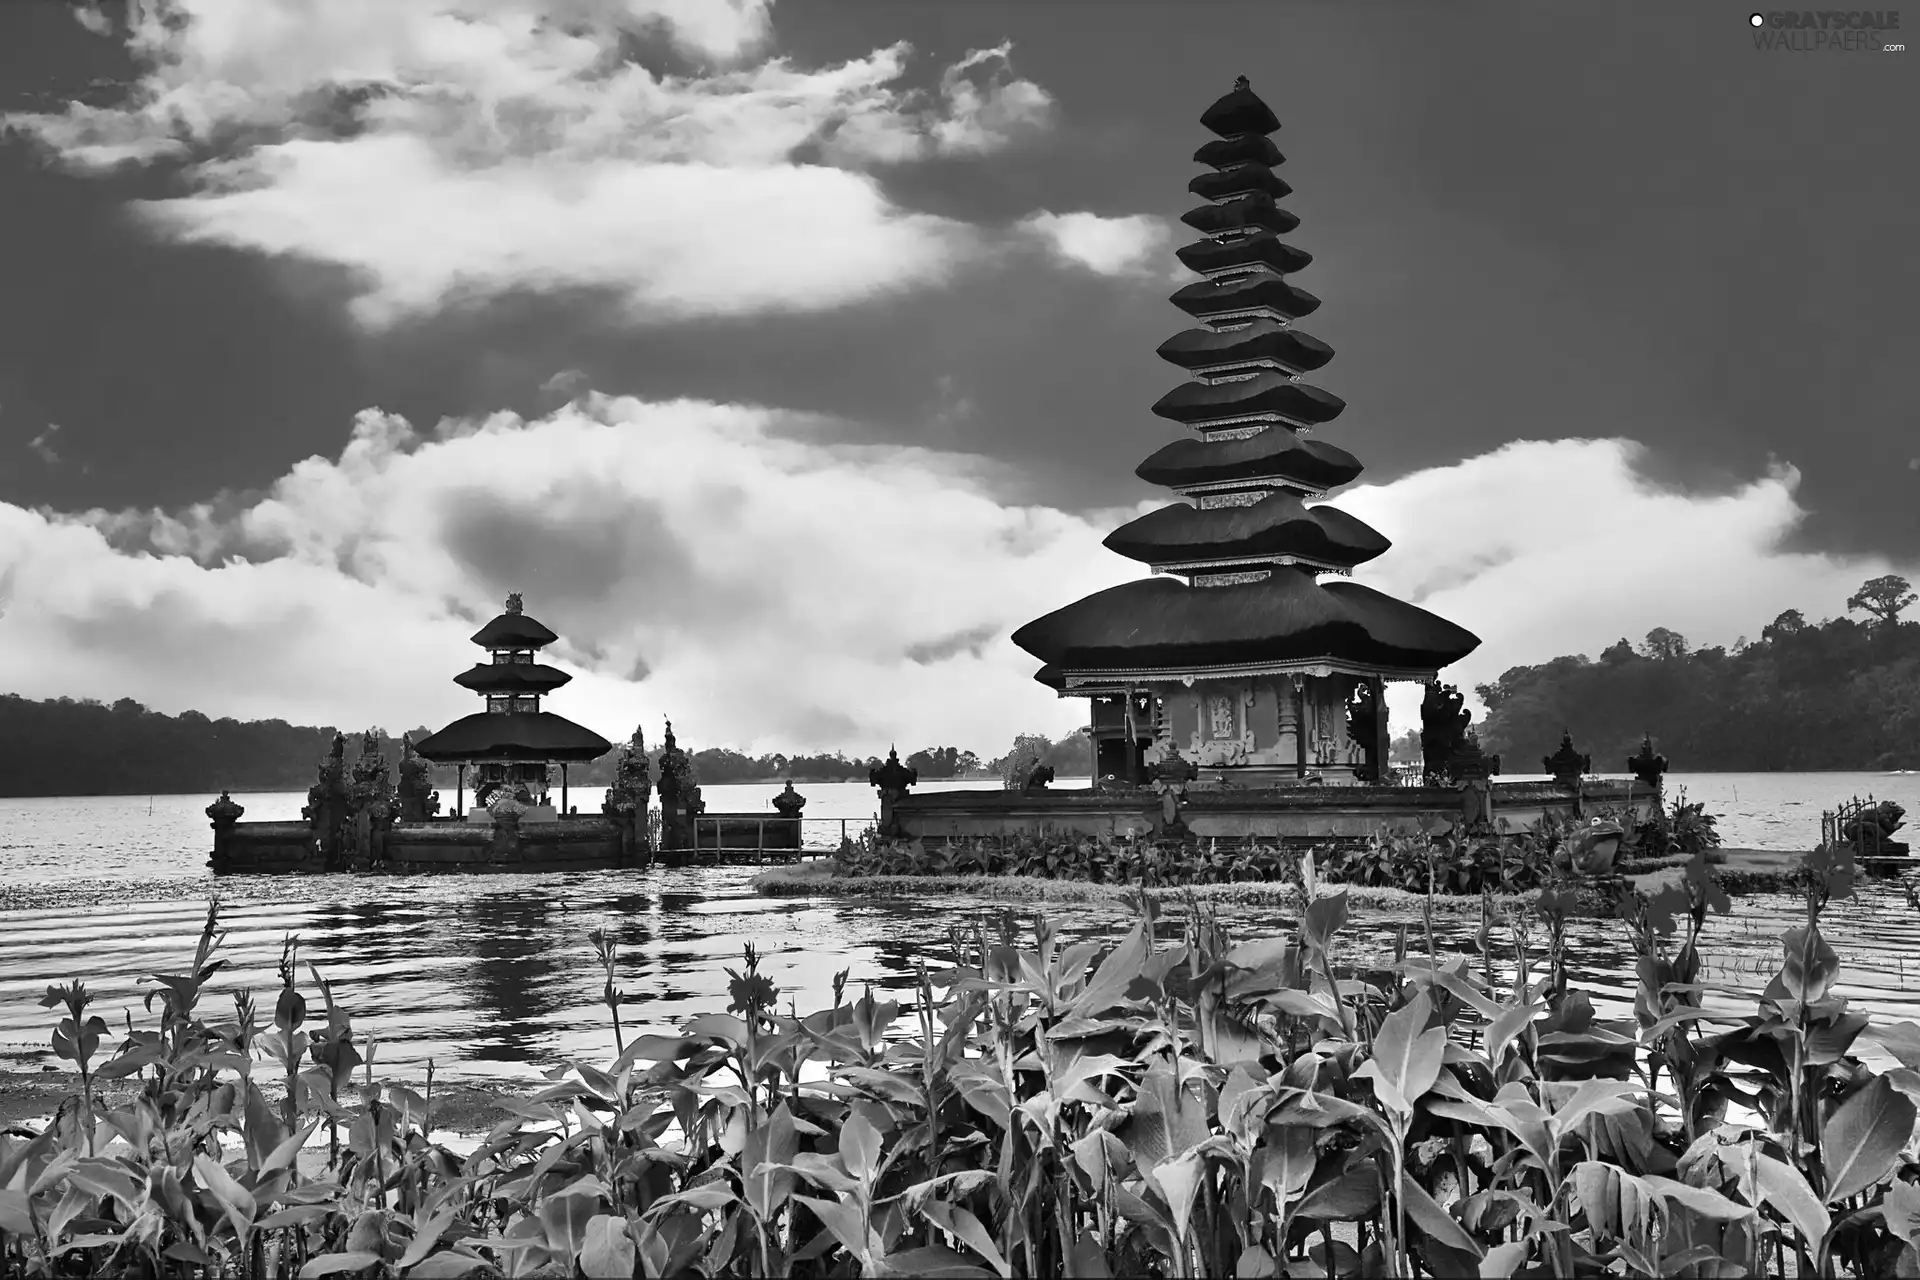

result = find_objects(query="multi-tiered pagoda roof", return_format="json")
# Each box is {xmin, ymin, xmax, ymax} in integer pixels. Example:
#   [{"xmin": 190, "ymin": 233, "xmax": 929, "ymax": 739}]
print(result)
[
  {"xmin": 414, "ymin": 594, "xmax": 612, "ymax": 763},
  {"xmin": 1013, "ymin": 77, "xmax": 1479, "ymax": 692}
]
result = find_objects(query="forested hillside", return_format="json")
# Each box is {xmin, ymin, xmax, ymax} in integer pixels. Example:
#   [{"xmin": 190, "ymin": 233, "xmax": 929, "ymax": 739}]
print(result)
[{"xmin": 1477, "ymin": 576, "xmax": 1920, "ymax": 770}]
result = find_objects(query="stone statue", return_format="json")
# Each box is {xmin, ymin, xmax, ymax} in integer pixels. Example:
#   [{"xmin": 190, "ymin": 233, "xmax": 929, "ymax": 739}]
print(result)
[
  {"xmin": 1627, "ymin": 735, "xmax": 1668, "ymax": 790},
  {"xmin": 396, "ymin": 732, "xmax": 441, "ymax": 822},
  {"xmin": 346, "ymin": 729, "xmax": 398, "ymax": 870},
  {"xmin": 603, "ymin": 724, "xmax": 655, "ymax": 865},
  {"xmin": 301, "ymin": 733, "xmax": 353, "ymax": 865},
  {"xmin": 1149, "ymin": 743, "xmax": 1199, "ymax": 839},
  {"xmin": 504, "ymin": 591, "xmax": 524, "ymax": 615},
  {"xmin": 1023, "ymin": 763, "xmax": 1056, "ymax": 794},
  {"xmin": 1420, "ymin": 682, "xmax": 1473, "ymax": 785},
  {"xmin": 1559, "ymin": 817, "xmax": 1625, "ymax": 877},
  {"xmin": 1450, "ymin": 729, "xmax": 1500, "ymax": 783},
  {"xmin": 1346, "ymin": 680, "xmax": 1381, "ymax": 781},
  {"xmin": 1543, "ymin": 731, "xmax": 1591, "ymax": 787},
  {"xmin": 656, "ymin": 720, "xmax": 705, "ymax": 854}
]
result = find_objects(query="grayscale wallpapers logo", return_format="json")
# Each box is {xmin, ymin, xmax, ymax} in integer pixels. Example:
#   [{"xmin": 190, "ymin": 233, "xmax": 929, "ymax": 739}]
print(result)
[{"xmin": 1748, "ymin": 10, "xmax": 1905, "ymax": 50}]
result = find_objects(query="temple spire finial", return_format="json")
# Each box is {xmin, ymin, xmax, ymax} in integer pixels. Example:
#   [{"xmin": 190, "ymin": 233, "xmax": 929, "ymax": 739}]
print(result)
[
  {"xmin": 504, "ymin": 591, "xmax": 524, "ymax": 615},
  {"xmin": 1233, "ymin": 74, "xmax": 1250, "ymax": 91}
]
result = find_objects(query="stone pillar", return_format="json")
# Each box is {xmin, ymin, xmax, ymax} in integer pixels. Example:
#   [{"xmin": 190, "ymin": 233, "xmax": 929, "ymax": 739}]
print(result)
[
  {"xmin": 207, "ymin": 792, "xmax": 244, "ymax": 870},
  {"xmin": 869, "ymin": 747, "xmax": 919, "ymax": 841},
  {"xmin": 1372, "ymin": 675, "xmax": 1391, "ymax": 783},
  {"xmin": 1292, "ymin": 675, "xmax": 1308, "ymax": 778},
  {"xmin": 772, "ymin": 781, "xmax": 806, "ymax": 851}
]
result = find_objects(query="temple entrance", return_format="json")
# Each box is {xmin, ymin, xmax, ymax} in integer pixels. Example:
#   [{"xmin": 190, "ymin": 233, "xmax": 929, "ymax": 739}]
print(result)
[{"xmin": 1095, "ymin": 735, "xmax": 1155, "ymax": 787}]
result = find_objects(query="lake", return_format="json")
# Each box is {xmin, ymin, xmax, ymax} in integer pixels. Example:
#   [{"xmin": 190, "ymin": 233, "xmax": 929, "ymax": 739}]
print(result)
[{"xmin": 2, "ymin": 771, "xmax": 1916, "ymax": 1079}]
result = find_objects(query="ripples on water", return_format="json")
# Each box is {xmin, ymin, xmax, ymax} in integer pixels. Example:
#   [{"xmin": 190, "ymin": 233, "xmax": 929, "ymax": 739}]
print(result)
[
  {"xmin": 6, "ymin": 772, "xmax": 1920, "ymax": 1078},
  {"xmin": 8, "ymin": 868, "xmax": 1920, "ymax": 1078}
]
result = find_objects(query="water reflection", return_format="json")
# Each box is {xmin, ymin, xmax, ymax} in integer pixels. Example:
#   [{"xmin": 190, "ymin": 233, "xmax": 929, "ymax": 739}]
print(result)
[{"xmin": 7, "ymin": 866, "xmax": 1920, "ymax": 1079}]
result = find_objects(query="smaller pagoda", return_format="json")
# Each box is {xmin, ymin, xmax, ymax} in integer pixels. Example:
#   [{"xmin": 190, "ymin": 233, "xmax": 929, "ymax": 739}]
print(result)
[{"xmin": 414, "ymin": 593, "xmax": 612, "ymax": 819}]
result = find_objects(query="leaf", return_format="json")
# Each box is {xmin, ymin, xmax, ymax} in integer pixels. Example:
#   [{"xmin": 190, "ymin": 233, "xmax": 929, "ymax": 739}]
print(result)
[
  {"xmin": 1294, "ymin": 1161, "xmax": 1381, "ymax": 1222},
  {"xmin": 1484, "ymin": 1000, "xmax": 1545, "ymax": 1064},
  {"xmin": 1363, "ymin": 993, "xmax": 1445, "ymax": 1116},
  {"xmin": 1875, "ymin": 1021, "xmax": 1920, "ymax": 1071},
  {"xmin": 1301, "ymin": 892, "xmax": 1349, "ymax": 954},
  {"xmin": 839, "ymin": 1108, "xmax": 884, "ymax": 1185},
  {"xmin": 743, "ymin": 1104, "xmax": 799, "ymax": 1220},
  {"xmin": 405, "ymin": 1251, "xmax": 498, "ymax": 1278},
  {"xmin": 0, "ymin": 1189, "xmax": 33, "ymax": 1236},
  {"xmin": 1753, "ymin": 1153, "xmax": 1829, "ymax": 1246},
  {"xmin": 1640, "ymin": 1176, "xmax": 1752, "ymax": 1220},
  {"xmin": 397, "ymin": 1206, "xmax": 458, "ymax": 1271},
  {"xmin": 579, "ymin": 1214, "xmax": 636, "ymax": 1279},
  {"xmin": 794, "ymin": 1194, "xmax": 870, "ymax": 1262},
  {"xmin": 1822, "ymin": 1074, "xmax": 1915, "ymax": 1203},
  {"xmin": 920, "ymin": 1200, "xmax": 1013, "ymax": 1280},
  {"xmin": 261, "ymin": 1120, "xmax": 322, "ymax": 1177},
  {"xmin": 883, "ymin": 1244, "xmax": 995, "ymax": 1278},
  {"xmin": 1151, "ymin": 1150, "xmax": 1207, "ymax": 1246},
  {"xmin": 192, "ymin": 1153, "xmax": 258, "ymax": 1241},
  {"xmin": 1480, "ymin": 1241, "xmax": 1531, "ymax": 1278},
  {"xmin": 1548, "ymin": 1079, "xmax": 1644, "ymax": 1140},
  {"xmin": 1067, "ymin": 926, "xmax": 1149, "ymax": 1018},
  {"xmin": 298, "ymin": 1254, "xmax": 385, "ymax": 1277},
  {"xmin": 1401, "ymin": 1173, "xmax": 1482, "ymax": 1258}
]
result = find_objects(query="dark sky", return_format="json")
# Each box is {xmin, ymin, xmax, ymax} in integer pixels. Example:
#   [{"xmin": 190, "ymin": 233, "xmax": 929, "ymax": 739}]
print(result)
[{"xmin": 2, "ymin": 0, "xmax": 1914, "ymax": 560}]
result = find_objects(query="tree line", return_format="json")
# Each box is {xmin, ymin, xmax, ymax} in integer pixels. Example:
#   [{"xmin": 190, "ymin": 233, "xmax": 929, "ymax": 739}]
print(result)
[
  {"xmin": 1476, "ymin": 575, "xmax": 1920, "ymax": 770},
  {"xmin": 0, "ymin": 693, "xmax": 1086, "ymax": 797}
]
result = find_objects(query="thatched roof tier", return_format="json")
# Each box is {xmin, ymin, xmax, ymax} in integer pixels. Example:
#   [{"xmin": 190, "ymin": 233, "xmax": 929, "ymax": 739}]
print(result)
[
  {"xmin": 1135, "ymin": 429, "xmax": 1362, "ymax": 492},
  {"xmin": 1175, "ymin": 233, "xmax": 1313, "ymax": 278},
  {"xmin": 1104, "ymin": 492, "xmax": 1389, "ymax": 568},
  {"xmin": 414, "ymin": 712, "xmax": 611, "ymax": 764},
  {"xmin": 1012, "ymin": 575, "xmax": 1480, "ymax": 677},
  {"xmin": 1187, "ymin": 167, "xmax": 1293, "ymax": 205},
  {"xmin": 1201, "ymin": 78, "xmax": 1282, "ymax": 137},
  {"xmin": 451, "ymin": 662, "xmax": 575, "ymax": 695},
  {"xmin": 1156, "ymin": 320, "xmax": 1332, "ymax": 375},
  {"xmin": 1194, "ymin": 133, "xmax": 1283, "ymax": 169},
  {"xmin": 1170, "ymin": 274, "xmax": 1321, "ymax": 322},
  {"xmin": 1151, "ymin": 372, "xmax": 1344, "ymax": 428},
  {"xmin": 470, "ymin": 612, "xmax": 559, "ymax": 650}
]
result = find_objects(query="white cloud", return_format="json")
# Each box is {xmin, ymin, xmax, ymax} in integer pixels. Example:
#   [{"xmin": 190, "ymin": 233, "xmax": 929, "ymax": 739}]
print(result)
[
  {"xmin": 1018, "ymin": 211, "xmax": 1171, "ymax": 277},
  {"xmin": 1335, "ymin": 437, "xmax": 1914, "ymax": 723},
  {"xmin": 1, "ymin": 417, "xmax": 1907, "ymax": 756},
  {"xmin": 27, "ymin": 425, "xmax": 63, "ymax": 465},
  {"xmin": 4, "ymin": 0, "xmax": 1056, "ymax": 327},
  {"xmin": 0, "ymin": 395, "xmax": 1140, "ymax": 753}
]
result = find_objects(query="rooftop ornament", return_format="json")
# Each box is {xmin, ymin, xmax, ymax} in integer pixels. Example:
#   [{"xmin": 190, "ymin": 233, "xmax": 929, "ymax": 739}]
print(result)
[
  {"xmin": 772, "ymin": 781, "xmax": 807, "ymax": 818},
  {"xmin": 504, "ymin": 591, "xmax": 524, "ymax": 615},
  {"xmin": 1627, "ymin": 735, "xmax": 1668, "ymax": 789},
  {"xmin": 1543, "ymin": 731, "xmax": 1591, "ymax": 788}
]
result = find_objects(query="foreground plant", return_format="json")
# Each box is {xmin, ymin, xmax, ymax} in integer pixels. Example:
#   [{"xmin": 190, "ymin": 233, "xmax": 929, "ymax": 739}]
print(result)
[{"xmin": 5, "ymin": 842, "xmax": 1920, "ymax": 1278}]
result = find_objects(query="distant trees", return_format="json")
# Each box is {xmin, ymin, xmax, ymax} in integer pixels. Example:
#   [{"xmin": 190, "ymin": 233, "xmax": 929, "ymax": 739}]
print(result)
[
  {"xmin": 0, "ymin": 695, "xmax": 436, "ymax": 797},
  {"xmin": 1477, "ymin": 577, "xmax": 1920, "ymax": 770},
  {"xmin": 1849, "ymin": 574, "xmax": 1916, "ymax": 627}
]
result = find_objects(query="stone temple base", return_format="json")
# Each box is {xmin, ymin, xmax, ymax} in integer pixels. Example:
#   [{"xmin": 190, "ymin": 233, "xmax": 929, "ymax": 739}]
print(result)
[{"xmin": 890, "ymin": 780, "xmax": 1658, "ymax": 845}]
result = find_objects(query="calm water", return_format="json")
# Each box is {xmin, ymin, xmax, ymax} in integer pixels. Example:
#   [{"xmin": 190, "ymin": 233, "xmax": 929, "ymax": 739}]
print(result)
[{"xmin": 3, "ymin": 771, "xmax": 1917, "ymax": 1078}]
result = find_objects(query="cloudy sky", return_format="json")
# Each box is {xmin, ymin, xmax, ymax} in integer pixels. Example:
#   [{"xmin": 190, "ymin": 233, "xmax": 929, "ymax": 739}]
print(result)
[{"xmin": 0, "ymin": 0, "xmax": 1913, "ymax": 758}]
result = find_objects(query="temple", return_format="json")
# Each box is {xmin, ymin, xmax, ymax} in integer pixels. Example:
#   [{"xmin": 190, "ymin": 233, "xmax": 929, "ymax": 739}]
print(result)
[
  {"xmin": 881, "ymin": 78, "xmax": 1656, "ymax": 848},
  {"xmin": 414, "ymin": 592, "xmax": 612, "ymax": 818},
  {"xmin": 1011, "ymin": 77, "xmax": 1480, "ymax": 789},
  {"xmin": 205, "ymin": 596, "xmax": 810, "ymax": 873}
]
